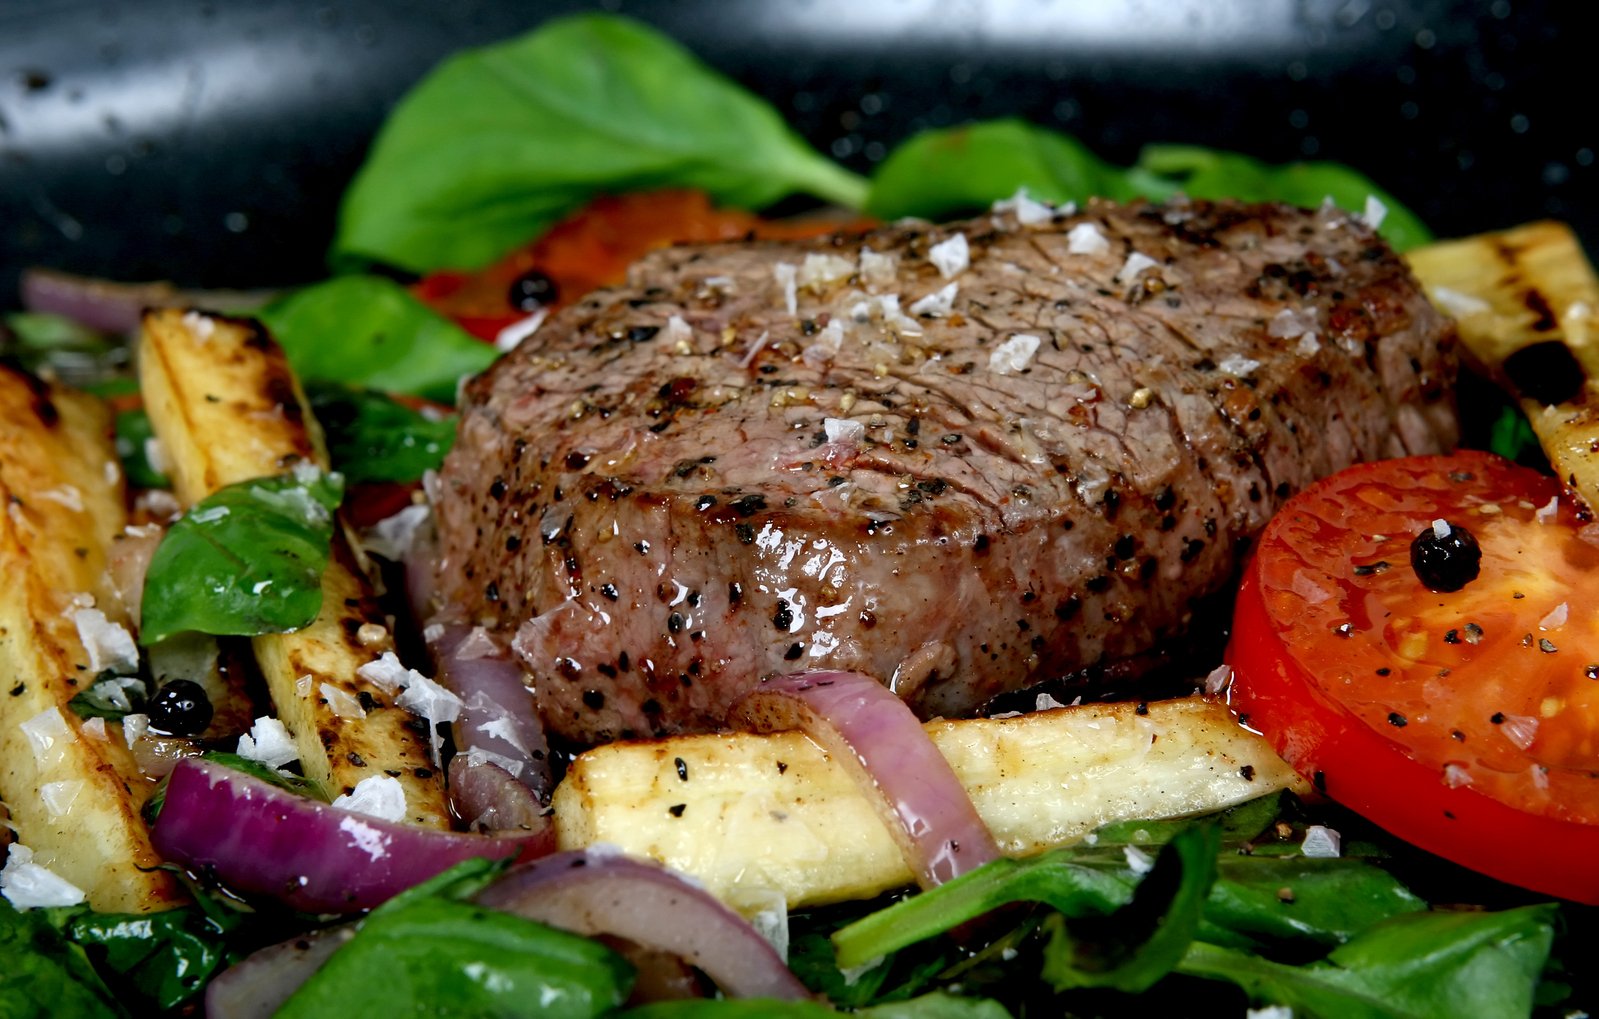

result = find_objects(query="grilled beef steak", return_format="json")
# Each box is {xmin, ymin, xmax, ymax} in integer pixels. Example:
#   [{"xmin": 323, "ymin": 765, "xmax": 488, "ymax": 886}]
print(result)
[{"xmin": 432, "ymin": 198, "xmax": 1458, "ymax": 745}]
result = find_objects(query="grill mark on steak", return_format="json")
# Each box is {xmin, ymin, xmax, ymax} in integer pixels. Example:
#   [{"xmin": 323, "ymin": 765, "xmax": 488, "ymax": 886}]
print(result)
[{"xmin": 433, "ymin": 198, "xmax": 1459, "ymax": 745}]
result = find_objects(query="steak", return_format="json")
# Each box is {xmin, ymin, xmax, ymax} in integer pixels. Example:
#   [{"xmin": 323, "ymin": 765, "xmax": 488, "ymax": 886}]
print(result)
[{"xmin": 431, "ymin": 198, "xmax": 1458, "ymax": 745}]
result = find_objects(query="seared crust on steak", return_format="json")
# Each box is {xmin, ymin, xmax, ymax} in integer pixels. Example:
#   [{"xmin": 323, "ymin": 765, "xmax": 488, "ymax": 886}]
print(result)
[{"xmin": 432, "ymin": 198, "xmax": 1458, "ymax": 745}]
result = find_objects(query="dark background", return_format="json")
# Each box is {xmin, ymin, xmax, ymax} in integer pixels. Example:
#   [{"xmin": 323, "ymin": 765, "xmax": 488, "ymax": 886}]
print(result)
[{"xmin": 1, "ymin": 0, "xmax": 1591, "ymax": 307}]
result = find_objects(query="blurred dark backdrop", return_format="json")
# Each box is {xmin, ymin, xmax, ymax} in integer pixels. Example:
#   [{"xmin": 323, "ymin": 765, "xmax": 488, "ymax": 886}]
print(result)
[{"xmin": 1, "ymin": 0, "xmax": 1592, "ymax": 306}]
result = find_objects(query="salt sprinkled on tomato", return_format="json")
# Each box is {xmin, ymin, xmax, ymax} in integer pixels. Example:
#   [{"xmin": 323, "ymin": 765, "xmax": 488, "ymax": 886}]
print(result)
[{"xmin": 1225, "ymin": 451, "xmax": 1599, "ymax": 903}]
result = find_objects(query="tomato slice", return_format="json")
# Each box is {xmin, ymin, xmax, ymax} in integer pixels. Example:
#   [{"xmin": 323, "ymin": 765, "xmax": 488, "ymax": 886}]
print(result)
[{"xmin": 1226, "ymin": 450, "xmax": 1599, "ymax": 902}]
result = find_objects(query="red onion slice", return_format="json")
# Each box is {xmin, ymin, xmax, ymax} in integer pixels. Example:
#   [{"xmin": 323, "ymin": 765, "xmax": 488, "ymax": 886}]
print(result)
[
  {"xmin": 428, "ymin": 623, "xmax": 554, "ymax": 807},
  {"xmin": 446, "ymin": 756, "xmax": 550, "ymax": 835},
  {"xmin": 20, "ymin": 268, "xmax": 276, "ymax": 335},
  {"xmin": 151, "ymin": 758, "xmax": 550, "ymax": 913},
  {"xmin": 204, "ymin": 924, "xmax": 355, "ymax": 1019},
  {"xmin": 475, "ymin": 849, "xmax": 812, "ymax": 1002},
  {"xmin": 729, "ymin": 670, "xmax": 1000, "ymax": 888}
]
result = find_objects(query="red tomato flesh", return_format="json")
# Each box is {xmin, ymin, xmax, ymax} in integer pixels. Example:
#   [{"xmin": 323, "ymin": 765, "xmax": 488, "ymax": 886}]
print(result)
[{"xmin": 1226, "ymin": 450, "xmax": 1599, "ymax": 902}]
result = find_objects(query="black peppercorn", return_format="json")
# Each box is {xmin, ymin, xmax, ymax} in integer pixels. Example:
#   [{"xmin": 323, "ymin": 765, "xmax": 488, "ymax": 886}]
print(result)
[
  {"xmin": 147, "ymin": 679, "xmax": 213, "ymax": 736},
  {"xmin": 1409, "ymin": 519, "xmax": 1481, "ymax": 592},
  {"xmin": 507, "ymin": 269, "xmax": 559, "ymax": 312}
]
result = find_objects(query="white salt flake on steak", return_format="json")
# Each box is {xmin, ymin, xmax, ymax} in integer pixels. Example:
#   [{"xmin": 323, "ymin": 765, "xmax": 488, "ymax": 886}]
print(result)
[{"xmin": 432, "ymin": 199, "xmax": 1458, "ymax": 745}]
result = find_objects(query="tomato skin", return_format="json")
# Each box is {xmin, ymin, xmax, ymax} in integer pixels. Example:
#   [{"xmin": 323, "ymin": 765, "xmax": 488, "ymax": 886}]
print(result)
[{"xmin": 1226, "ymin": 451, "xmax": 1599, "ymax": 903}]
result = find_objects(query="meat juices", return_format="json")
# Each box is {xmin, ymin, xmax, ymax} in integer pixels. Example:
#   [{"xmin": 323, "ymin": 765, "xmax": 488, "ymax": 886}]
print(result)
[{"xmin": 432, "ymin": 198, "xmax": 1458, "ymax": 745}]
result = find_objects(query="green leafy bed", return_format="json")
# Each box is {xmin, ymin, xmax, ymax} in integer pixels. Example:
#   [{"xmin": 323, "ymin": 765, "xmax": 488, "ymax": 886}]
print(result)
[{"xmin": 0, "ymin": 10, "xmax": 1569, "ymax": 1018}]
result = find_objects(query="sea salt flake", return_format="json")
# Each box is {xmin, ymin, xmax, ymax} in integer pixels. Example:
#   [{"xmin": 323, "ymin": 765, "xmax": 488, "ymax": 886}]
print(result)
[
  {"xmin": 1067, "ymin": 222, "xmax": 1109, "ymax": 255},
  {"xmin": 928, "ymin": 233, "xmax": 969, "ymax": 279},
  {"xmin": 908, "ymin": 282, "xmax": 958, "ymax": 318},
  {"xmin": 1361, "ymin": 194, "xmax": 1388, "ymax": 230},
  {"xmin": 798, "ymin": 253, "xmax": 855, "ymax": 289},
  {"xmin": 664, "ymin": 314, "xmax": 694, "ymax": 347},
  {"xmin": 1535, "ymin": 496, "xmax": 1560, "ymax": 524},
  {"xmin": 858, "ymin": 248, "xmax": 897, "ymax": 290},
  {"xmin": 1500, "ymin": 713, "xmax": 1539, "ymax": 750},
  {"xmin": 1, "ymin": 844, "xmax": 86, "ymax": 909},
  {"xmin": 20, "ymin": 706, "xmax": 76, "ymax": 765},
  {"xmin": 1115, "ymin": 251, "xmax": 1159, "ymax": 283},
  {"xmin": 397, "ymin": 672, "xmax": 464, "ymax": 766},
  {"xmin": 37, "ymin": 485, "xmax": 83, "ymax": 512},
  {"xmin": 991, "ymin": 187, "xmax": 1054, "ymax": 227},
  {"xmin": 320, "ymin": 682, "xmax": 367, "ymax": 720},
  {"xmin": 1035, "ymin": 692, "xmax": 1067, "ymax": 711},
  {"xmin": 1123, "ymin": 845, "xmax": 1155, "ymax": 875},
  {"xmin": 989, "ymin": 333, "xmax": 1041, "ymax": 375},
  {"xmin": 1218, "ymin": 354, "xmax": 1261, "ymax": 378},
  {"xmin": 338, "ymin": 815, "xmax": 392, "ymax": 862},
  {"xmin": 1444, "ymin": 763, "xmax": 1473, "ymax": 788},
  {"xmin": 332, "ymin": 775, "xmax": 408, "ymax": 823},
  {"xmin": 181, "ymin": 310, "xmax": 216, "ymax": 340},
  {"xmin": 69, "ymin": 606, "xmax": 139, "ymax": 674},
  {"xmin": 823, "ymin": 418, "xmax": 865, "ymax": 443},
  {"xmin": 773, "ymin": 263, "xmax": 798, "ymax": 315},
  {"xmin": 361, "ymin": 504, "xmax": 431, "ymax": 561},
  {"xmin": 1540, "ymin": 602, "xmax": 1569, "ymax": 631},
  {"xmin": 1204, "ymin": 664, "xmax": 1234, "ymax": 696},
  {"xmin": 357, "ymin": 651, "xmax": 417, "ymax": 696},
  {"xmin": 1431, "ymin": 286, "xmax": 1491, "ymax": 317},
  {"xmin": 494, "ymin": 308, "xmax": 548, "ymax": 352},
  {"xmin": 1300, "ymin": 825, "xmax": 1342, "ymax": 858},
  {"xmin": 237, "ymin": 716, "xmax": 299, "ymax": 768}
]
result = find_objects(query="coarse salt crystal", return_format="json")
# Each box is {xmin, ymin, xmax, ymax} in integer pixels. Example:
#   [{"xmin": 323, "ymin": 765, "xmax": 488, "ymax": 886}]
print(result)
[
  {"xmin": 144, "ymin": 437, "xmax": 170, "ymax": 475},
  {"xmin": 20, "ymin": 706, "xmax": 76, "ymax": 765},
  {"xmin": 664, "ymin": 314, "xmax": 694, "ymax": 347},
  {"xmin": 773, "ymin": 263, "xmax": 798, "ymax": 315},
  {"xmin": 1362, "ymin": 194, "xmax": 1388, "ymax": 230},
  {"xmin": 1500, "ymin": 714, "xmax": 1539, "ymax": 750},
  {"xmin": 908, "ymin": 282, "xmax": 958, "ymax": 317},
  {"xmin": 1296, "ymin": 333, "xmax": 1322, "ymax": 357},
  {"xmin": 1268, "ymin": 307, "xmax": 1316, "ymax": 340},
  {"xmin": 121, "ymin": 712, "xmax": 149, "ymax": 750},
  {"xmin": 1123, "ymin": 845, "xmax": 1155, "ymax": 875},
  {"xmin": 1430, "ymin": 286, "xmax": 1491, "ymax": 317},
  {"xmin": 858, "ymin": 248, "xmax": 897, "ymax": 290},
  {"xmin": 1066, "ymin": 222, "xmax": 1109, "ymax": 256},
  {"xmin": 69, "ymin": 606, "xmax": 139, "ymax": 674},
  {"xmin": 494, "ymin": 308, "xmax": 548, "ymax": 352},
  {"xmin": 989, "ymin": 333, "xmax": 1041, "ymax": 375},
  {"xmin": 181, "ymin": 310, "xmax": 216, "ymax": 340},
  {"xmin": 1, "ymin": 844, "xmax": 86, "ymax": 909},
  {"xmin": 332, "ymin": 775, "xmax": 408, "ymax": 823},
  {"xmin": 1540, "ymin": 602, "xmax": 1569, "ymax": 630},
  {"xmin": 1035, "ymin": 692, "xmax": 1068, "ymax": 711},
  {"xmin": 928, "ymin": 233, "xmax": 969, "ymax": 279},
  {"xmin": 1115, "ymin": 251, "xmax": 1159, "ymax": 283},
  {"xmin": 361, "ymin": 503, "xmax": 431, "ymax": 562},
  {"xmin": 798, "ymin": 253, "xmax": 855, "ymax": 289},
  {"xmin": 823, "ymin": 418, "xmax": 865, "ymax": 443},
  {"xmin": 338, "ymin": 815, "xmax": 391, "ymax": 862},
  {"xmin": 1300, "ymin": 825, "xmax": 1341, "ymax": 858},
  {"xmin": 1204, "ymin": 664, "xmax": 1234, "ymax": 696},
  {"xmin": 1432, "ymin": 518, "xmax": 1451, "ymax": 538},
  {"xmin": 320, "ymin": 682, "xmax": 367, "ymax": 720},
  {"xmin": 1444, "ymin": 763, "xmax": 1473, "ymax": 788},
  {"xmin": 39, "ymin": 780, "xmax": 83, "ymax": 817},
  {"xmin": 991, "ymin": 187, "xmax": 1054, "ymax": 227},
  {"xmin": 237, "ymin": 716, "xmax": 299, "ymax": 768},
  {"xmin": 397, "ymin": 672, "xmax": 464, "ymax": 766},
  {"xmin": 357, "ymin": 651, "xmax": 417, "ymax": 696},
  {"xmin": 1536, "ymin": 496, "xmax": 1560, "ymax": 524},
  {"xmin": 1217, "ymin": 354, "xmax": 1261, "ymax": 378}
]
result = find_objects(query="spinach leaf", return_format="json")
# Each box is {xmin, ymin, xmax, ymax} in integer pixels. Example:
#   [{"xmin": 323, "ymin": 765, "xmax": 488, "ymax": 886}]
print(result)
[
  {"xmin": 1488, "ymin": 404, "xmax": 1542, "ymax": 464},
  {"xmin": 112, "ymin": 409, "xmax": 170, "ymax": 490},
  {"xmin": 1205, "ymin": 855, "xmax": 1425, "ymax": 950},
  {"xmin": 0, "ymin": 899, "xmax": 123, "ymax": 1019},
  {"xmin": 332, "ymin": 13, "xmax": 867, "ymax": 274},
  {"xmin": 1040, "ymin": 825, "xmax": 1219, "ymax": 993},
  {"xmin": 621, "ymin": 993, "xmax": 1014, "ymax": 1018},
  {"xmin": 66, "ymin": 672, "xmax": 148, "ymax": 722},
  {"xmin": 65, "ymin": 908, "xmax": 234, "ymax": 1012},
  {"xmin": 305, "ymin": 383, "xmax": 456, "ymax": 485},
  {"xmin": 256, "ymin": 276, "xmax": 496, "ymax": 404},
  {"xmin": 864, "ymin": 120, "xmax": 1430, "ymax": 252},
  {"xmin": 865, "ymin": 118, "xmax": 1138, "ymax": 221},
  {"xmin": 138, "ymin": 469, "xmax": 343, "ymax": 646},
  {"xmin": 1178, "ymin": 904, "xmax": 1557, "ymax": 1019},
  {"xmin": 276, "ymin": 860, "xmax": 631, "ymax": 1018},
  {"xmin": 1132, "ymin": 144, "xmax": 1433, "ymax": 251}
]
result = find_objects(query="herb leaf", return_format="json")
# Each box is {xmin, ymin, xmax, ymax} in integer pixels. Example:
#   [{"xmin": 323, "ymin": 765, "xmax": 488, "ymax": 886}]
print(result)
[
  {"xmin": 112, "ymin": 409, "xmax": 169, "ymax": 490},
  {"xmin": 305, "ymin": 383, "xmax": 456, "ymax": 485},
  {"xmin": 865, "ymin": 118, "xmax": 1138, "ymax": 221},
  {"xmin": 1178, "ymin": 904, "xmax": 1557, "ymax": 1019},
  {"xmin": 138, "ymin": 470, "xmax": 343, "ymax": 645},
  {"xmin": 65, "ymin": 908, "xmax": 235, "ymax": 1012},
  {"xmin": 276, "ymin": 860, "xmax": 631, "ymax": 1019},
  {"xmin": 66, "ymin": 672, "xmax": 148, "ymax": 722},
  {"xmin": 332, "ymin": 13, "xmax": 867, "ymax": 274},
  {"xmin": 0, "ymin": 899, "xmax": 124, "ymax": 1018},
  {"xmin": 255, "ymin": 276, "xmax": 496, "ymax": 404}
]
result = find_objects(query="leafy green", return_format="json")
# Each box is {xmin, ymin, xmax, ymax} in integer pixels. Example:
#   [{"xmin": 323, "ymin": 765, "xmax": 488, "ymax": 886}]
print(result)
[
  {"xmin": 863, "ymin": 120, "xmax": 1430, "ymax": 252},
  {"xmin": 1040, "ymin": 825, "xmax": 1219, "ymax": 993},
  {"xmin": 138, "ymin": 469, "xmax": 344, "ymax": 645},
  {"xmin": 0, "ymin": 899, "xmax": 123, "ymax": 1019},
  {"xmin": 1488, "ymin": 404, "xmax": 1542, "ymax": 463},
  {"xmin": 65, "ymin": 672, "xmax": 148, "ymax": 722},
  {"xmin": 621, "ymin": 993, "xmax": 1014, "ymax": 1018},
  {"xmin": 255, "ymin": 276, "xmax": 496, "ymax": 403},
  {"xmin": 332, "ymin": 13, "xmax": 867, "ymax": 274},
  {"xmin": 112, "ymin": 409, "xmax": 169, "ymax": 490},
  {"xmin": 0, "ymin": 312, "xmax": 131, "ymax": 393},
  {"xmin": 1178, "ymin": 905, "xmax": 1557, "ymax": 1019},
  {"xmin": 276, "ymin": 859, "xmax": 631, "ymax": 1018},
  {"xmin": 1132, "ymin": 144, "xmax": 1433, "ymax": 250},
  {"xmin": 65, "ymin": 908, "xmax": 236, "ymax": 1011},
  {"xmin": 306, "ymin": 383, "xmax": 456, "ymax": 485},
  {"xmin": 865, "ymin": 118, "xmax": 1138, "ymax": 221}
]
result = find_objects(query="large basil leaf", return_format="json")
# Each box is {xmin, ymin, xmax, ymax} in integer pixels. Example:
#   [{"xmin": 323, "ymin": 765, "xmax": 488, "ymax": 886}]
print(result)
[
  {"xmin": 305, "ymin": 383, "xmax": 456, "ymax": 485},
  {"xmin": 138, "ymin": 470, "xmax": 343, "ymax": 645},
  {"xmin": 0, "ymin": 900, "xmax": 123, "ymax": 1019},
  {"xmin": 255, "ymin": 276, "xmax": 496, "ymax": 404},
  {"xmin": 332, "ymin": 13, "xmax": 867, "ymax": 274}
]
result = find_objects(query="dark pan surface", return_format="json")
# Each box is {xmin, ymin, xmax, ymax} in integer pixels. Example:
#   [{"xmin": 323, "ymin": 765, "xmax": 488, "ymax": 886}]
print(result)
[{"xmin": 0, "ymin": 0, "xmax": 1593, "ymax": 307}]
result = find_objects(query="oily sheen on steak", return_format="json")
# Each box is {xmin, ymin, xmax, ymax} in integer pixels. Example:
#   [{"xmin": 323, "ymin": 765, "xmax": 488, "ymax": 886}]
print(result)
[{"xmin": 432, "ymin": 198, "xmax": 1458, "ymax": 745}]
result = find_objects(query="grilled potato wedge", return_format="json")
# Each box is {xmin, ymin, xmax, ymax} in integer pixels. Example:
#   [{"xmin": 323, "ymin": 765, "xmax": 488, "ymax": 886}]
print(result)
[
  {"xmin": 137, "ymin": 308, "xmax": 449, "ymax": 827},
  {"xmin": 554, "ymin": 696, "xmax": 1305, "ymax": 909},
  {"xmin": 0, "ymin": 366, "xmax": 184, "ymax": 911},
  {"xmin": 1408, "ymin": 221, "xmax": 1599, "ymax": 509}
]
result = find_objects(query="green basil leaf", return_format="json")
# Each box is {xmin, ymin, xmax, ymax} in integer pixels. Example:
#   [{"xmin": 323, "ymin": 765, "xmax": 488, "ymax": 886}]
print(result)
[
  {"xmin": 276, "ymin": 894, "xmax": 631, "ymax": 1019},
  {"xmin": 1040, "ymin": 825, "xmax": 1218, "ymax": 993},
  {"xmin": 332, "ymin": 13, "xmax": 867, "ymax": 274},
  {"xmin": 1, "ymin": 312, "xmax": 132, "ymax": 393},
  {"xmin": 66, "ymin": 672, "xmax": 148, "ymax": 722},
  {"xmin": 138, "ymin": 470, "xmax": 343, "ymax": 646},
  {"xmin": 305, "ymin": 383, "xmax": 456, "ymax": 485},
  {"xmin": 1488, "ymin": 404, "xmax": 1542, "ymax": 463},
  {"xmin": 1179, "ymin": 904, "xmax": 1557, "ymax": 1019},
  {"xmin": 255, "ymin": 276, "xmax": 496, "ymax": 404},
  {"xmin": 1205, "ymin": 855, "xmax": 1426, "ymax": 950},
  {"xmin": 0, "ymin": 899, "xmax": 124, "ymax": 1018},
  {"xmin": 865, "ymin": 118, "xmax": 1139, "ymax": 221},
  {"xmin": 112, "ymin": 409, "xmax": 169, "ymax": 490},
  {"xmin": 66, "ymin": 909, "xmax": 231, "ymax": 1011},
  {"xmin": 1133, "ymin": 144, "xmax": 1433, "ymax": 251}
]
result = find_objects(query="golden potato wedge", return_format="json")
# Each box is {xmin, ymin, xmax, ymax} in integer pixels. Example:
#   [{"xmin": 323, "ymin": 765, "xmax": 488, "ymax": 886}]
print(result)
[
  {"xmin": 1407, "ymin": 222, "xmax": 1599, "ymax": 509},
  {"xmin": 138, "ymin": 308, "xmax": 449, "ymax": 827},
  {"xmin": 554, "ymin": 696, "xmax": 1304, "ymax": 909},
  {"xmin": 0, "ymin": 366, "xmax": 185, "ymax": 912}
]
